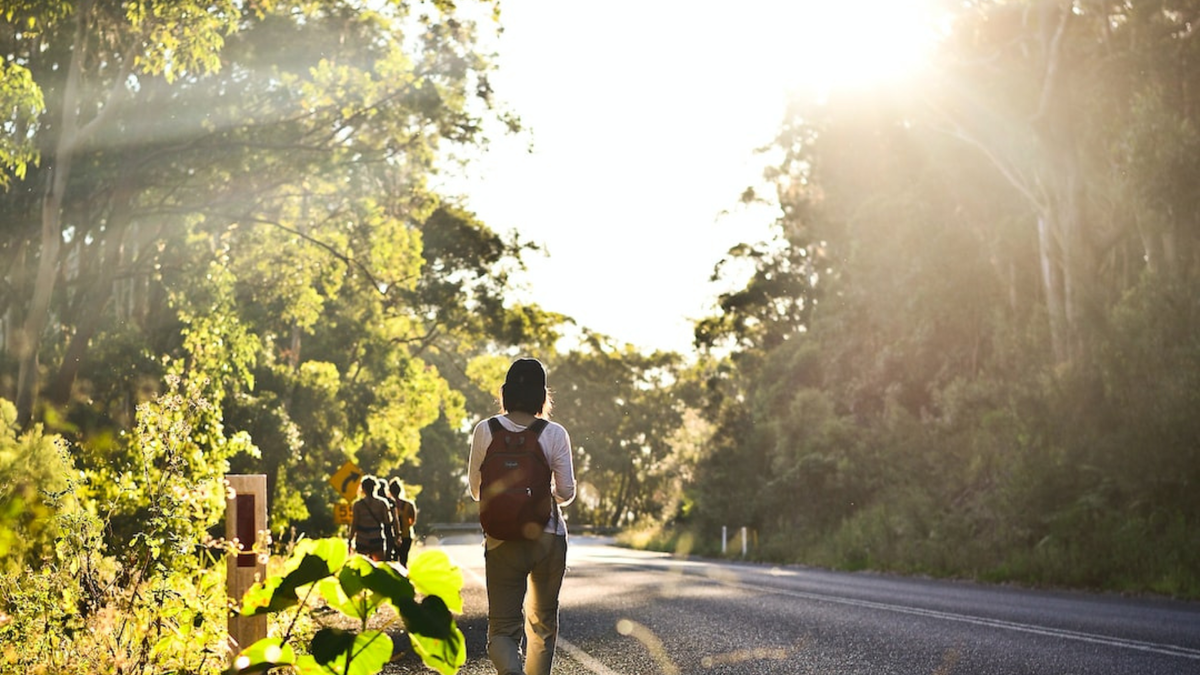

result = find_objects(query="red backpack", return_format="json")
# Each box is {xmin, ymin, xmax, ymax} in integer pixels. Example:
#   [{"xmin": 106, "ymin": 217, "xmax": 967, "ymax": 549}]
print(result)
[{"xmin": 479, "ymin": 417, "xmax": 552, "ymax": 540}]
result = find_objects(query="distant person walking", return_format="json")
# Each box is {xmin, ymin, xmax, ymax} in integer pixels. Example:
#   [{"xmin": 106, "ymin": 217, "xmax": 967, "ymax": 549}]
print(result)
[
  {"xmin": 387, "ymin": 477, "xmax": 417, "ymax": 567},
  {"xmin": 469, "ymin": 357, "xmax": 576, "ymax": 675},
  {"xmin": 351, "ymin": 475, "xmax": 395, "ymax": 562}
]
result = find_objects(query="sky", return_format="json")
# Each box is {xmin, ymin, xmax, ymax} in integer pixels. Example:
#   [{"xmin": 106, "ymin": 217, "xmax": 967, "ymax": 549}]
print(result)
[{"xmin": 443, "ymin": 1, "xmax": 942, "ymax": 354}]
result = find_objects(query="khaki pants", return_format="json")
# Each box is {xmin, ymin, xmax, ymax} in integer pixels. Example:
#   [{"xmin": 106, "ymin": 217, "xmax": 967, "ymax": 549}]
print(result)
[{"xmin": 484, "ymin": 532, "xmax": 568, "ymax": 675}]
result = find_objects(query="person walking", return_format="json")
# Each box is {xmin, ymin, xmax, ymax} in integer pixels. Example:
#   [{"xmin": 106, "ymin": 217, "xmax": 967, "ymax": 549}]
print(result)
[
  {"xmin": 351, "ymin": 475, "xmax": 395, "ymax": 562},
  {"xmin": 469, "ymin": 358, "xmax": 576, "ymax": 675},
  {"xmin": 387, "ymin": 477, "xmax": 417, "ymax": 567}
]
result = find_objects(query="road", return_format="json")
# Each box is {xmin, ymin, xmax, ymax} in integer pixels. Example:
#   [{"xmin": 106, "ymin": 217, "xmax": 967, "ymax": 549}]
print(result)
[{"xmin": 382, "ymin": 535, "xmax": 1200, "ymax": 674}]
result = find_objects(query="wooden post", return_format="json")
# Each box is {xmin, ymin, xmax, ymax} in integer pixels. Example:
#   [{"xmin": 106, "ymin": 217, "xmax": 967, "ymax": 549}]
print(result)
[{"xmin": 226, "ymin": 474, "xmax": 268, "ymax": 660}]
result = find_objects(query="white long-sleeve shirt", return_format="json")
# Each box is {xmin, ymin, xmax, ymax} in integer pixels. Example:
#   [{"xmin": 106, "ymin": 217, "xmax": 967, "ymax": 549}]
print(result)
[{"xmin": 469, "ymin": 415, "xmax": 576, "ymax": 538}]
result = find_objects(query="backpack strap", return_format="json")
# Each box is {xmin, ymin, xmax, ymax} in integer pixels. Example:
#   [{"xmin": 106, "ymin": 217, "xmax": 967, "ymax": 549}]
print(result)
[
  {"xmin": 484, "ymin": 417, "xmax": 552, "ymax": 472},
  {"xmin": 487, "ymin": 416, "xmax": 549, "ymax": 439},
  {"xmin": 526, "ymin": 418, "xmax": 556, "ymax": 529}
]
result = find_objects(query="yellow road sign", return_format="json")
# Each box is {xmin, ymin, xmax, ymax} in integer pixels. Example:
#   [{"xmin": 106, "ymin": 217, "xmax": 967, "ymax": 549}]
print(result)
[
  {"xmin": 329, "ymin": 460, "xmax": 363, "ymax": 502},
  {"xmin": 333, "ymin": 502, "xmax": 353, "ymax": 525}
]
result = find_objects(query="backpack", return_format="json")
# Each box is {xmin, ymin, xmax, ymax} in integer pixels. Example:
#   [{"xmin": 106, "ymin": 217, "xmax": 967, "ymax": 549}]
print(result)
[
  {"xmin": 400, "ymin": 499, "xmax": 416, "ymax": 530},
  {"xmin": 479, "ymin": 417, "xmax": 553, "ymax": 540}
]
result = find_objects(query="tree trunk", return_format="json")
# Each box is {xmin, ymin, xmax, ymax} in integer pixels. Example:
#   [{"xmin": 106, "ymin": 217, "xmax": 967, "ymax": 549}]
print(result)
[
  {"xmin": 15, "ymin": 0, "xmax": 100, "ymax": 425},
  {"xmin": 1037, "ymin": 213, "xmax": 1067, "ymax": 364},
  {"xmin": 46, "ymin": 239, "xmax": 120, "ymax": 406},
  {"xmin": 16, "ymin": 160, "xmax": 70, "ymax": 426},
  {"xmin": 1057, "ymin": 154, "xmax": 1087, "ymax": 361},
  {"xmin": 46, "ymin": 176, "xmax": 137, "ymax": 406},
  {"xmin": 1031, "ymin": 2, "xmax": 1090, "ymax": 365},
  {"xmin": 608, "ymin": 466, "xmax": 633, "ymax": 529}
]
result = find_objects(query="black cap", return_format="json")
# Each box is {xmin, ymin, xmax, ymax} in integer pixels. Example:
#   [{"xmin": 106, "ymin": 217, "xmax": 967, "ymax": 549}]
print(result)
[{"xmin": 504, "ymin": 358, "xmax": 546, "ymax": 389}]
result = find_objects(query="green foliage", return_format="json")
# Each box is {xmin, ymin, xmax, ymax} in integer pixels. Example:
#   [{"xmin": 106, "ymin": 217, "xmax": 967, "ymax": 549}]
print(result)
[
  {"xmin": 0, "ymin": 399, "xmax": 79, "ymax": 570},
  {"xmin": 94, "ymin": 288, "xmax": 259, "ymax": 570},
  {"xmin": 271, "ymin": 464, "xmax": 313, "ymax": 534},
  {"xmin": 1, "ymin": 550, "xmax": 230, "ymax": 674},
  {"xmin": 696, "ymin": 236, "xmax": 820, "ymax": 353},
  {"xmin": 0, "ymin": 60, "xmax": 42, "ymax": 189},
  {"xmin": 124, "ymin": 0, "xmax": 241, "ymax": 82},
  {"xmin": 233, "ymin": 539, "xmax": 466, "ymax": 675},
  {"xmin": 0, "ymin": 392, "xmax": 233, "ymax": 674},
  {"xmin": 358, "ymin": 358, "xmax": 464, "ymax": 473},
  {"xmin": 402, "ymin": 413, "xmax": 471, "ymax": 526},
  {"xmin": 550, "ymin": 341, "xmax": 689, "ymax": 528},
  {"xmin": 0, "ymin": 312, "xmax": 263, "ymax": 671}
]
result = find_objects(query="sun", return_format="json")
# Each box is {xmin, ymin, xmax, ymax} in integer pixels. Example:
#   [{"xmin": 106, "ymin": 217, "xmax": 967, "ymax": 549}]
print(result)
[{"xmin": 753, "ymin": 0, "xmax": 948, "ymax": 96}]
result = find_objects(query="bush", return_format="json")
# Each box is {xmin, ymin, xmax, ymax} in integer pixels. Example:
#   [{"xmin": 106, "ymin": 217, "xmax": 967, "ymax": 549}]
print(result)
[{"xmin": 0, "ymin": 399, "xmax": 82, "ymax": 572}]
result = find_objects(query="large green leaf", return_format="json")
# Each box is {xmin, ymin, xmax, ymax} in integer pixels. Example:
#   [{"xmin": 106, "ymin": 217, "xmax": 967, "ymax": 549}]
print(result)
[
  {"xmin": 316, "ymin": 576, "xmax": 369, "ymax": 621},
  {"xmin": 241, "ymin": 537, "xmax": 349, "ymax": 615},
  {"xmin": 240, "ymin": 552, "xmax": 332, "ymax": 615},
  {"xmin": 407, "ymin": 549, "xmax": 463, "ymax": 614},
  {"xmin": 294, "ymin": 628, "xmax": 392, "ymax": 675},
  {"xmin": 408, "ymin": 621, "xmax": 466, "ymax": 675},
  {"xmin": 395, "ymin": 594, "xmax": 454, "ymax": 640},
  {"xmin": 289, "ymin": 537, "xmax": 350, "ymax": 573},
  {"xmin": 337, "ymin": 554, "xmax": 376, "ymax": 597},
  {"xmin": 358, "ymin": 557, "xmax": 417, "ymax": 603},
  {"xmin": 229, "ymin": 637, "xmax": 297, "ymax": 673},
  {"xmin": 311, "ymin": 627, "xmax": 358, "ymax": 664}
]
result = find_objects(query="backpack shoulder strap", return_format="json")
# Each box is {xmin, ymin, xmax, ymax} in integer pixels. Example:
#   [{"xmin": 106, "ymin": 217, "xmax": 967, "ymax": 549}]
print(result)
[
  {"xmin": 527, "ymin": 419, "xmax": 552, "ymax": 469},
  {"xmin": 356, "ymin": 498, "xmax": 383, "ymax": 531},
  {"xmin": 486, "ymin": 417, "xmax": 548, "ymax": 438}
]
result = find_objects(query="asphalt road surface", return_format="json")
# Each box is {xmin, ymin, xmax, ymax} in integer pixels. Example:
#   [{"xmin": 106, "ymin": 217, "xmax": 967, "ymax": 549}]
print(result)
[{"xmin": 381, "ymin": 535, "xmax": 1200, "ymax": 674}]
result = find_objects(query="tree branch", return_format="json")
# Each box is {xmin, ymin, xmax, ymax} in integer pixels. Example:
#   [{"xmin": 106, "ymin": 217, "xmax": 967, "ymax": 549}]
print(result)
[
  {"xmin": 1032, "ymin": 2, "xmax": 1071, "ymax": 125},
  {"xmin": 922, "ymin": 102, "xmax": 1046, "ymax": 211},
  {"xmin": 208, "ymin": 213, "xmax": 392, "ymax": 297}
]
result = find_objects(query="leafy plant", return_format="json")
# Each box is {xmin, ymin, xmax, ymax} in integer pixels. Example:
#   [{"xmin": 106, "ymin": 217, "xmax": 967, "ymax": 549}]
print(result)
[{"xmin": 232, "ymin": 538, "xmax": 466, "ymax": 675}]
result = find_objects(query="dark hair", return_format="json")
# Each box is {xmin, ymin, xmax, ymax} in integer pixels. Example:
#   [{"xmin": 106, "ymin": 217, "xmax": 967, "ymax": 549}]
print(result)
[
  {"xmin": 360, "ymin": 475, "xmax": 377, "ymax": 496},
  {"xmin": 388, "ymin": 477, "xmax": 405, "ymax": 499},
  {"xmin": 500, "ymin": 358, "xmax": 553, "ymax": 417}
]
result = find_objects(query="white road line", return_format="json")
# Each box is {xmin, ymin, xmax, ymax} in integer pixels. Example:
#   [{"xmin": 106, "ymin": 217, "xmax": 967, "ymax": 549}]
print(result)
[
  {"xmin": 450, "ymin": 546, "xmax": 1198, "ymax": 666},
  {"xmin": 457, "ymin": 559, "xmax": 486, "ymax": 588},
  {"xmin": 714, "ymin": 576, "xmax": 1200, "ymax": 661},
  {"xmin": 558, "ymin": 639, "xmax": 624, "ymax": 675},
  {"xmin": 601, "ymin": 556, "xmax": 1200, "ymax": 661},
  {"xmin": 456, "ymin": 556, "xmax": 621, "ymax": 675}
]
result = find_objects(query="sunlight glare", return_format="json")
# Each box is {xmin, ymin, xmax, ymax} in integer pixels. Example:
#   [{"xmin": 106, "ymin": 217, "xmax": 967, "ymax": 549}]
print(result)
[{"xmin": 756, "ymin": 0, "xmax": 946, "ymax": 95}]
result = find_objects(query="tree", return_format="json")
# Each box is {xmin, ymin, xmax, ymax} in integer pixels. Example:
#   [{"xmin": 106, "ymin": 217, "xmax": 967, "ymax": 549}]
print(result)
[
  {"xmin": 2, "ymin": 0, "xmax": 241, "ymax": 425},
  {"xmin": 924, "ymin": 1, "xmax": 1200, "ymax": 363},
  {"xmin": 550, "ymin": 337, "xmax": 687, "ymax": 528},
  {"xmin": 682, "ymin": 1, "xmax": 1200, "ymax": 592}
]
